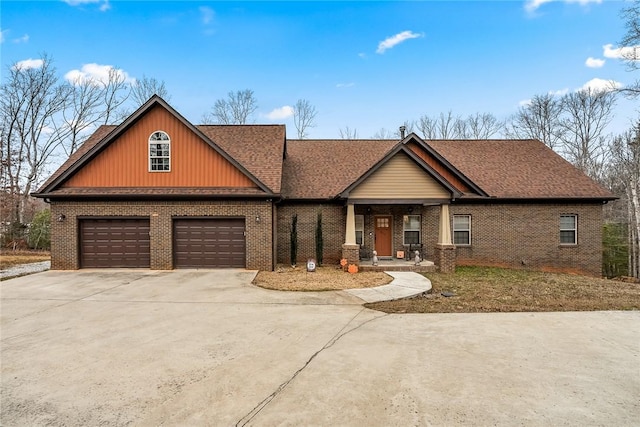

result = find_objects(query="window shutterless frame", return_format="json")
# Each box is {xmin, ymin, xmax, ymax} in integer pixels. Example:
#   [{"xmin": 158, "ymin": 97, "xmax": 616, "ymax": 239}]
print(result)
[
  {"xmin": 560, "ymin": 214, "xmax": 577, "ymax": 245},
  {"xmin": 149, "ymin": 131, "xmax": 171, "ymax": 172},
  {"xmin": 453, "ymin": 214, "xmax": 471, "ymax": 246},
  {"xmin": 355, "ymin": 215, "xmax": 364, "ymax": 246},
  {"xmin": 403, "ymin": 214, "xmax": 421, "ymax": 245}
]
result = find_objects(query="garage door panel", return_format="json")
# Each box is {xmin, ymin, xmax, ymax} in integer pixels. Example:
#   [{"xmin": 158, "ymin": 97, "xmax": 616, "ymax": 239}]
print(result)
[
  {"xmin": 173, "ymin": 219, "xmax": 245, "ymax": 268},
  {"xmin": 80, "ymin": 219, "xmax": 150, "ymax": 268}
]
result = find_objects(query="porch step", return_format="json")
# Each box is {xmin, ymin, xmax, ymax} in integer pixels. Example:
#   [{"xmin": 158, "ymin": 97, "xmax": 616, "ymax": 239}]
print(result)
[{"xmin": 359, "ymin": 263, "xmax": 437, "ymax": 273}]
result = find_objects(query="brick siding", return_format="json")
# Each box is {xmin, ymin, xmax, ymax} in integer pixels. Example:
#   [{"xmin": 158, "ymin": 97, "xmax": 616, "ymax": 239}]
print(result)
[
  {"xmin": 51, "ymin": 199, "xmax": 604, "ymax": 275},
  {"xmin": 278, "ymin": 202, "xmax": 604, "ymax": 276},
  {"xmin": 276, "ymin": 203, "xmax": 345, "ymax": 266},
  {"xmin": 450, "ymin": 203, "xmax": 603, "ymax": 276},
  {"xmin": 50, "ymin": 200, "xmax": 273, "ymax": 270}
]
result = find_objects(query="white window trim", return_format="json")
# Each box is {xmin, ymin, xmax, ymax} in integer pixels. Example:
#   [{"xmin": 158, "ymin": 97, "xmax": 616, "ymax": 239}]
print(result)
[
  {"xmin": 149, "ymin": 130, "xmax": 171, "ymax": 172},
  {"xmin": 403, "ymin": 214, "xmax": 421, "ymax": 245},
  {"xmin": 560, "ymin": 214, "xmax": 577, "ymax": 245},
  {"xmin": 355, "ymin": 215, "xmax": 364, "ymax": 246},
  {"xmin": 453, "ymin": 214, "xmax": 471, "ymax": 246}
]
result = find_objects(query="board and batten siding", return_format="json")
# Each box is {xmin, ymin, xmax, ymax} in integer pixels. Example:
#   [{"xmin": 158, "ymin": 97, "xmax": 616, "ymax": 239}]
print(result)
[
  {"xmin": 62, "ymin": 105, "xmax": 256, "ymax": 188},
  {"xmin": 406, "ymin": 142, "xmax": 471, "ymax": 192},
  {"xmin": 348, "ymin": 153, "xmax": 451, "ymax": 199}
]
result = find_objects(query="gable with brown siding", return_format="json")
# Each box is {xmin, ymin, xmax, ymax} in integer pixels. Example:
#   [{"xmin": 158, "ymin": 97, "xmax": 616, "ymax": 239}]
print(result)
[{"xmin": 62, "ymin": 105, "xmax": 257, "ymax": 189}]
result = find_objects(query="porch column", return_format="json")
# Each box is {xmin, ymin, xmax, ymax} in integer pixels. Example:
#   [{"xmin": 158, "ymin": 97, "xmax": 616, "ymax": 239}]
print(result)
[
  {"xmin": 435, "ymin": 203, "xmax": 456, "ymax": 273},
  {"xmin": 345, "ymin": 203, "xmax": 356, "ymax": 244},
  {"xmin": 342, "ymin": 203, "xmax": 360, "ymax": 266},
  {"xmin": 438, "ymin": 204, "xmax": 452, "ymax": 245}
]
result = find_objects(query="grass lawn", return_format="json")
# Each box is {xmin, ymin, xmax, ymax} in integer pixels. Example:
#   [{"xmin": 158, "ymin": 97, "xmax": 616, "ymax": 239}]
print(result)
[
  {"xmin": 0, "ymin": 250, "xmax": 51, "ymax": 269},
  {"xmin": 365, "ymin": 266, "xmax": 640, "ymax": 313}
]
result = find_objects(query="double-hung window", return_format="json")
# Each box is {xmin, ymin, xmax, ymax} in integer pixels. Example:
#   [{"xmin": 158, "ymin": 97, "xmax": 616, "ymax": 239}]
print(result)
[
  {"xmin": 403, "ymin": 215, "xmax": 421, "ymax": 245},
  {"xmin": 149, "ymin": 131, "xmax": 170, "ymax": 171},
  {"xmin": 453, "ymin": 215, "xmax": 471, "ymax": 245},
  {"xmin": 355, "ymin": 215, "xmax": 364, "ymax": 246},
  {"xmin": 560, "ymin": 215, "xmax": 577, "ymax": 245}
]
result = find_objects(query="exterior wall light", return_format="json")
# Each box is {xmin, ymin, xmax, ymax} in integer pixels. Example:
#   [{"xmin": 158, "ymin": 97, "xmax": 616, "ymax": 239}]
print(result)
[
  {"xmin": 57, "ymin": 214, "xmax": 66, "ymax": 222},
  {"xmin": 256, "ymin": 215, "xmax": 260, "ymax": 223}
]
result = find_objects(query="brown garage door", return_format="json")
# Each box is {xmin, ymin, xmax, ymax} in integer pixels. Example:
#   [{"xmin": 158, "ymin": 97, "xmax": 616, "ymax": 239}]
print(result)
[
  {"xmin": 173, "ymin": 218, "xmax": 246, "ymax": 268},
  {"xmin": 80, "ymin": 218, "xmax": 150, "ymax": 268}
]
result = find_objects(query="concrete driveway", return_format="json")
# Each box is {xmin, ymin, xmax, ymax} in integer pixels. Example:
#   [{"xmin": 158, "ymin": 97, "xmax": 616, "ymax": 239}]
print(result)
[{"xmin": 1, "ymin": 270, "xmax": 638, "ymax": 426}]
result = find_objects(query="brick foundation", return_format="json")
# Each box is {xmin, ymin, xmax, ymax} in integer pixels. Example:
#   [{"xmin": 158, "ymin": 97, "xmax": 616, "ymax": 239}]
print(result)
[
  {"xmin": 435, "ymin": 244, "xmax": 456, "ymax": 273},
  {"xmin": 341, "ymin": 244, "xmax": 360, "ymax": 266}
]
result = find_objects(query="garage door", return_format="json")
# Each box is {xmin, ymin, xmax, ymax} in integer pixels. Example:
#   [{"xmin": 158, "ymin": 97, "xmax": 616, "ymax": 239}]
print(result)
[
  {"xmin": 80, "ymin": 218, "xmax": 150, "ymax": 268},
  {"xmin": 173, "ymin": 218, "xmax": 246, "ymax": 268}
]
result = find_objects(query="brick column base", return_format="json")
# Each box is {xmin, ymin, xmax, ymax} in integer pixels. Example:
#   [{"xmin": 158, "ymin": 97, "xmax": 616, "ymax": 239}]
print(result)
[
  {"xmin": 342, "ymin": 244, "xmax": 360, "ymax": 266},
  {"xmin": 435, "ymin": 244, "xmax": 456, "ymax": 273}
]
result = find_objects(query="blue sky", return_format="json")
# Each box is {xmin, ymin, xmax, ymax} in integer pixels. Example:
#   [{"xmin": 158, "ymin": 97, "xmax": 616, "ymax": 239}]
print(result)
[{"xmin": 1, "ymin": 0, "xmax": 638, "ymax": 139}]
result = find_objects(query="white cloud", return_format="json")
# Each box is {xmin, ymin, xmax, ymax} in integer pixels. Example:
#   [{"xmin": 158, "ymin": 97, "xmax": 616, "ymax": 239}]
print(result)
[
  {"xmin": 64, "ymin": 63, "xmax": 135, "ymax": 86},
  {"xmin": 336, "ymin": 82, "xmax": 355, "ymax": 88},
  {"xmin": 376, "ymin": 30, "xmax": 423, "ymax": 54},
  {"xmin": 13, "ymin": 58, "xmax": 44, "ymax": 70},
  {"xmin": 519, "ymin": 99, "xmax": 532, "ymax": 107},
  {"xmin": 548, "ymin": 88, "xmax": 569, "ymax": 96},
  {"xmin": 525, "ymin": 0, "xmax": 553, "ymax": 13},
  {"xmin": 525, "ymin": 0, "xmax": 601, "ymax": 13},
  {"xmin": 358, "ymin": 53, "xmax": 366, "ymax": 59},
  {"xmin": 578, "ymin": 77, "xmax": 622, "ymax": 93},
  {"xmin": 199, "ymin": 6, "xmax": 214, "ymax": 24},
  {"xmin": 585, "ymin": 57, "xmax": 604, "ymax": 68},
  {"xmin": 0, "ymin": 28, "xmax": 8, "ymax": 44},
  {"xmin": 603, "ymin": 43, "xmax": 639, "ymax": 61},
  {"xmin": 13, "ymin": 34, "xmax": 29, "ymax": 44},
  {"xmin": 63, "ymin": 0, "xmax": 110, "ymax": 11},
  {"xmin": 265, "ymin": 106, "xmax": 294, "ymax": 120}
]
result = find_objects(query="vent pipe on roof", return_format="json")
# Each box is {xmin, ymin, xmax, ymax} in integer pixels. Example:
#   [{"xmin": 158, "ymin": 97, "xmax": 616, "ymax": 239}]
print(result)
[{"xmin": 399, "ymin": 125, "xmax": 406, "ymax": 139}]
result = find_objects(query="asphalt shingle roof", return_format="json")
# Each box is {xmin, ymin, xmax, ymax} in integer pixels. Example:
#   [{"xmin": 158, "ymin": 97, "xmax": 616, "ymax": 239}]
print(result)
[
  {"xmin": 281, "ymin": 140, "xmax": 398, "ymax": 199},
  {"xmin": 38, "ymin": 125, "xmax": 614, "ymax": 201},
  {"xmin": 427, "ymin": 139, "xmax": 614, "ymax": 199},
  {"xmin": 281, "ymin": 138, "xmax": 615, "ymax": 200}
]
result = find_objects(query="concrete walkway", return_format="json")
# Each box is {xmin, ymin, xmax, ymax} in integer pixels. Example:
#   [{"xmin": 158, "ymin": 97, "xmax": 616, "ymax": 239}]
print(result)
[{"xmin": 345, "ymin": 271, "xmax": 431, "ymax": 303}]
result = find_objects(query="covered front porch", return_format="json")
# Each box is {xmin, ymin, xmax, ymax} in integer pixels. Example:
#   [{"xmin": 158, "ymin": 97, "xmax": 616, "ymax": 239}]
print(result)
[{"xmin": 341, "ymin": 202, "xmax": 456, "ymax": 273}]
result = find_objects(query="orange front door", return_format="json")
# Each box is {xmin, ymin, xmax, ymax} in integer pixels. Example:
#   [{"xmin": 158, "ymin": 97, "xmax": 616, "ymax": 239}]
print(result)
[{"xmin": 375, "ymin": 216, "xmax": 392, "ymax": 257}]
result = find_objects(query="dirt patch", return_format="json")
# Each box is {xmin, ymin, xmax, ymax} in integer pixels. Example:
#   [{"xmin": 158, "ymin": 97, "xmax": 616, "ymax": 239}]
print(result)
[
  {"xmin": 366, "ymin": 266, "xmax": 640, "ymax": 313},
  {"xmin": 253, "ymin": 265, "xmax": 392, "ymax": 291},
  {"xmin": 1, "ymin": 250, "xmax": 51, "ymax": 269}
]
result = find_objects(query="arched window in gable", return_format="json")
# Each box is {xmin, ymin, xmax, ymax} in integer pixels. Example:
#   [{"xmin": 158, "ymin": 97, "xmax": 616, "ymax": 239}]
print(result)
[{"xmin": 149, "ymin": 131, "xmax": 170, "ymax": 171}]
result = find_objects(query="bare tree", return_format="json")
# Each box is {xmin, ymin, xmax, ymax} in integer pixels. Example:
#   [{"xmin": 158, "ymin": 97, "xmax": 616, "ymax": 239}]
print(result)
[
  {"xmin": 58, "ymin": 75, "xmax": 104, "ymax": 156},
  {"xmin": 618, "ymin": 0, "xmax": 640, "ymax": 98},
  {"xmin": 131, "ymin": 75, "xmax": 171, "ymax": 106},
  {"xmin": 559, "ymin": 88, "xmax": 616, "ymax": 181},
  {"xmin": 465, "ymin": 112, "xmax": 503, "ymax": 139},
  {"xmin": 293, "ymin": 99, "xmax": 317, "ymax": 139},
  {"xmin": 418, "ymin": 115, "xmax": 438, "ymax": 139},
  {"xmin": 0, "ymin": 54, "xmax": 132, "ymax": 226},
  {"xmin": 202, "ymin": 89, "xmax": 258, "ymax": 124},
  {"xmin": 372, "ymin": 128, "xmax": 394, "ymax": 139},
  {"xmin": 609, "ymin": 122, "xmax": 640, "ymax": 277},
  {"xmin": 417, "ymin": 111, "xmax": 466, "ymax": 139},
  {"xmin": 338, "ymin": 126, "xmax": 358, "ymax": 139},
  {"xmin": 505, "ymin": 94, "xmax": 565, "ymax": 150},
  {"xmin": 0, "ymin": 55, "xmax": 69, "ymax": 223},
  {"xmin": 101, "ymin": 67, "xmax": 131, "ymax": 124}
]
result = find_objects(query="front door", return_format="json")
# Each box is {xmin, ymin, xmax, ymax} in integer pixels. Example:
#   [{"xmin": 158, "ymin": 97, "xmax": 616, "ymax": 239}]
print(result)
[{"xmin": 375, "ymin": 216, "xmax": 392, "ymax": 257}]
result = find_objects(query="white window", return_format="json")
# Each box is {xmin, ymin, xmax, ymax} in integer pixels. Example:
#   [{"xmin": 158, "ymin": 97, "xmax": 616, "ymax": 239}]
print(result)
[
  {"xmin": 355, "ymin": 215, "xmax": 364, "ymax": 246},
  {"xmin": 453, "ymin": 215, "xmax": 471, "ymax": 246},
  {"xmin": 403, "ymin": 215, "xmax": 421, "ymax": 245},
  {"xmin": 560, "ymin": 215, "xmax": 577, "ymax": 245},
  {"xmin": 149, "ymin": 131, "xmax": 170, "ymax": 171}
]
